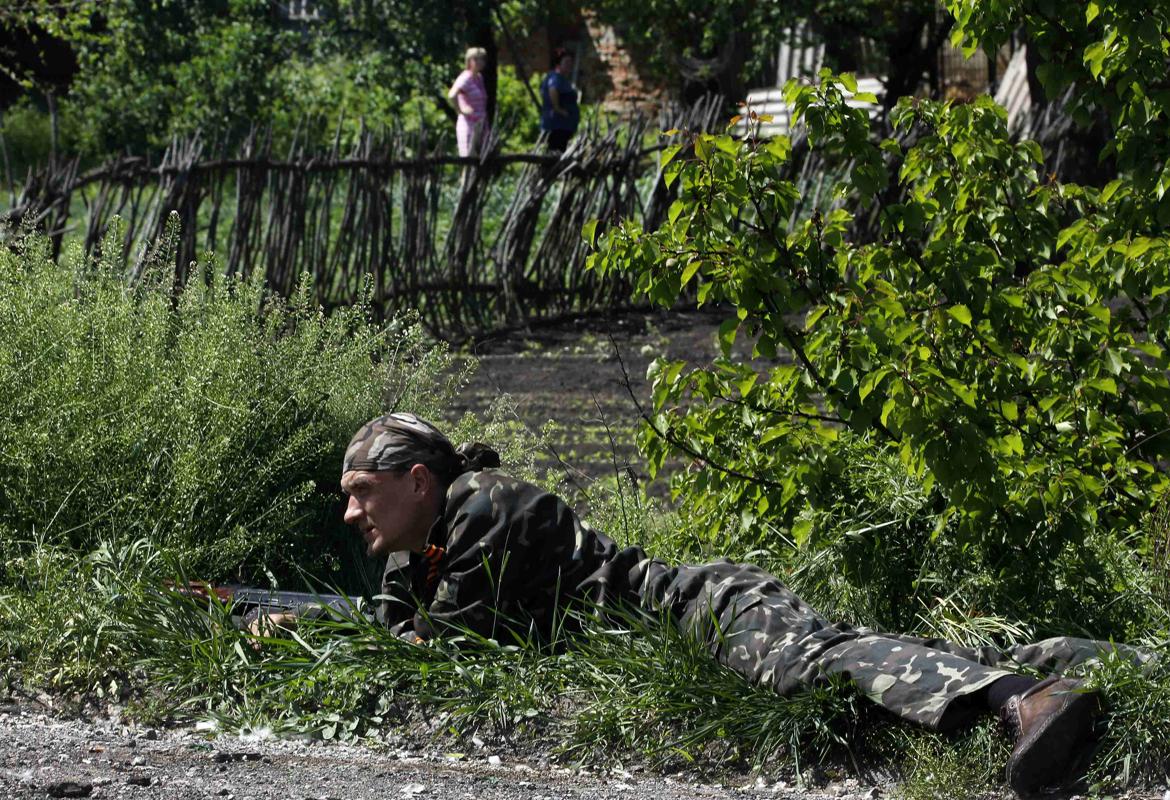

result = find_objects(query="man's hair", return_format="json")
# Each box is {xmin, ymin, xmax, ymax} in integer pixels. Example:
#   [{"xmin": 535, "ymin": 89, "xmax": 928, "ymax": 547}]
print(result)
[
  {"xmin": 465, "ymin": 47, "xmax": 487, "ymax": 65},
  {"xmin": 551, "ymin": 47, "xmax": 572, "ymax": 70}
]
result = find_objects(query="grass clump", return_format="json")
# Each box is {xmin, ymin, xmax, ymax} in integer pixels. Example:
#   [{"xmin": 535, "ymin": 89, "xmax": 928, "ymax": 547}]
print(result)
[
  {"xmin": 110, "ymin": 576, "xmax": 865, "ymax": 781},
  {"xmin": 0, "ymin": 226, "xmax": 465, "ymax": 588},
  {"xmin": 0, "ymin": 225, "xmax": 480, "ymax": 691},
  {"xmin": 1083, "ymin": 643, "xmax": 1170, "ymax": 787},
  {"xmin": 892, "ymin": 720, "xmax": 1010, "ymax": 800},
  {"xmin": 561, "ymin": 610, "xmax": 862, "ymax": 773},
  {"xmin": 0, "ymin": 534, "xmax": 160, "ymax": 692}
]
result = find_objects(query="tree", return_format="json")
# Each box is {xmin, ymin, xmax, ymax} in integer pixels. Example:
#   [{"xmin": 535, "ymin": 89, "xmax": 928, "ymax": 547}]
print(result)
[
  {"xmin": 947, "ymin": 0, "xmax": 1170, "ymax": 208},
  {"xmin": 0, "ymin": 0, "xmax": 549, "ymax": 158},
  {"xmin": 588, "ymin": 0, "xmax": 950, "ymax": 109},
  {"xmin": 4, "ymin": 0, "xmax": 291, "ymax": 153},
  {"xmin": 0, "ymin": 1, "xmax": 82, "ymax": 160},
  {"xmin": 588, "ymin": 1, "xmax": 1170, "ymax": 572}
]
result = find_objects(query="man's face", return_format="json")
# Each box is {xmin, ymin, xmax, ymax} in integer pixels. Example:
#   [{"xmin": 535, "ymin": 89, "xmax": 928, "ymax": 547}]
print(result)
[{"xmin": 341, "ymin": 468, "xmax": 431, "ymax": 555}]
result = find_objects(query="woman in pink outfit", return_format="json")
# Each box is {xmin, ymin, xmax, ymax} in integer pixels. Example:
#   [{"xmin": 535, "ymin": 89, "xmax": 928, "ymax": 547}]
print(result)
[{"xmin": 448, "ymin": 47, "xmax": 489, "ymax": 157}]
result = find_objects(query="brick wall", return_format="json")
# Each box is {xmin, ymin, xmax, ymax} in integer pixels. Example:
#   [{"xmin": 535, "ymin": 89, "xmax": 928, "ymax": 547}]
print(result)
[
  {"xmin": 496, "ymin": 7, "xmax": 672, "ymax": 117},
  {"xmin": 581, "ymin": 9, "xmax": 671, "ymax": 115}
]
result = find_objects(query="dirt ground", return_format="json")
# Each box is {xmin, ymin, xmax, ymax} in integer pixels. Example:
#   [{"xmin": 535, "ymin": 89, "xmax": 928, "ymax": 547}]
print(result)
[
  {"xmin": 0, "ymin": 698, "xmax": 872, "ymax": 800},
  {"xmin": 449, "ymin": 308, "xmax": 752, "ymax": 494},
  {"xmin": 5, "ymin": 698, "xmax": 1165, "ymax": 800}
]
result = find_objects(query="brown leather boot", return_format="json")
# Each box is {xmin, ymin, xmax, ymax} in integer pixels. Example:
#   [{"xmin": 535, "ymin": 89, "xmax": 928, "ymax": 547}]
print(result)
[{"xmin": 1000, "ymin": 676, "xmax": 1100, "ymax": 795}]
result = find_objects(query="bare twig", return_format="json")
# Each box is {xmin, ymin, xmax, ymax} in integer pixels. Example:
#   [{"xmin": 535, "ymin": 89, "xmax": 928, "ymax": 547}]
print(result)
[{"xmin": 609, "ymin": 334, "xmax": 786, "ymax": 491}]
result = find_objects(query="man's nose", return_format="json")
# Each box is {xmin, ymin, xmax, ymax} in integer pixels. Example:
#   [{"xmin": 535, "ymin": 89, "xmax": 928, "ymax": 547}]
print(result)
[{"xmin": 343, "ymin": 496, "xmax": 363, "ymax": 525}]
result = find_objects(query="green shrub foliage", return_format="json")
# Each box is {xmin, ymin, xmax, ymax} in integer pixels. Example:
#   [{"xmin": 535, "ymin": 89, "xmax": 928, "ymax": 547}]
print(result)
[
  {"xmin": 590, "ymin": 76, "xmax": 1170, "ymax": 568},
  {"xmin": 0, "ymin": 222, "xmax": 464, "ymax": 584},
  {"xmin": 947, "ymin": 0, "xmax": 1170, "ymax": 205}
]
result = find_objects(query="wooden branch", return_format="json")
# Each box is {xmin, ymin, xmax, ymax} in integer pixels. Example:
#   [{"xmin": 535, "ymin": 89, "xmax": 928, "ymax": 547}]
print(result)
[{"xmin": 1, "ymin": 101, "xmax": 722, "ymax": 337}]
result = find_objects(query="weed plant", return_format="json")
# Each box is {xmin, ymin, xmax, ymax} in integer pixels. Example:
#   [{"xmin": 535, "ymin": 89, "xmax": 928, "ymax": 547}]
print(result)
[
  {"xmin": 0, "ymin": 226, "xmax": 466, "ymax": 588},
  {"xmin": 1082, "ymin": 644, "xmax": 1170, "ymax": 786}
]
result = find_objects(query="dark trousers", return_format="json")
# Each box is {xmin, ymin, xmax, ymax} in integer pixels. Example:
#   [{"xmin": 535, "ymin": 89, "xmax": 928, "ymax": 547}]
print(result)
[{"xmin": 546, "ymin": 129, "xmax": 572, "ymax": 152}]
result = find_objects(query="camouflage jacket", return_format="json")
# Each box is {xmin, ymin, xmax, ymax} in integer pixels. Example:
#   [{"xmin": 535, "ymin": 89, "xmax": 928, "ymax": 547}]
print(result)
[{"xmin": 380, "ymin": 469, "xmax": 647, "ymax": 641}]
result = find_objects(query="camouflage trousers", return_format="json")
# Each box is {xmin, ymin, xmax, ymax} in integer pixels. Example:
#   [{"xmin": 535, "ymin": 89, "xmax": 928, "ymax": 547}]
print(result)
[{"xmin": 624, "ymin": 557, "xmax": 1130, "ymax": 731}]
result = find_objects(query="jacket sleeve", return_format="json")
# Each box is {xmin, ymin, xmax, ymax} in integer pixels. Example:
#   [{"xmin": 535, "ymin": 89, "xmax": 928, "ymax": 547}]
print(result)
[{"xmin": 413, "ymin": 473, "xmax": 545, "ymax": 641}]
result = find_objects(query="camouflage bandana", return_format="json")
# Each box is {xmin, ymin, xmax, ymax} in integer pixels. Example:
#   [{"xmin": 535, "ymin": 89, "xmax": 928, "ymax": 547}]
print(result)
[{"xmin": 343, "ymin": 412, "xmax": 460, "ymax": 477}]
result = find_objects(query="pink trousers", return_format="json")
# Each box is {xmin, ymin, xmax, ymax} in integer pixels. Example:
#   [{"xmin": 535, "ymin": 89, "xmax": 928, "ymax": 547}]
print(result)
[{"xmin": 456, "ymin": 115, "xmax": 488, "ymax": 157}]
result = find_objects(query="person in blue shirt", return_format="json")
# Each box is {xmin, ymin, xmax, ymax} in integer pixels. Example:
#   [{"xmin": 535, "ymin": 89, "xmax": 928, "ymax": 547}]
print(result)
[{"xmin": 540, "ymin": 48, "xmax": 579, "ymax": 152}]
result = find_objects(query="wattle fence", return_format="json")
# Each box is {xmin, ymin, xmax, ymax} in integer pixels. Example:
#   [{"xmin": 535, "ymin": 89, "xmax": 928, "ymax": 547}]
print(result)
[{"xmin": 1, "ymin": 98, "xmax": 724, "ymax": 337}]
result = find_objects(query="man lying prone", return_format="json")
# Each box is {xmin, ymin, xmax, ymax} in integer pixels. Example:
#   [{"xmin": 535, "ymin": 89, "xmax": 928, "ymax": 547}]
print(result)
[{"xmin": 260, "ymin": 412, "xmax": 1151, "ymax": 795}]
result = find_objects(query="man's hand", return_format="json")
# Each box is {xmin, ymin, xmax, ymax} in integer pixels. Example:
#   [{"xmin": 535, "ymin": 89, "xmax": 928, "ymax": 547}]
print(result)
[{"xmin": 246, "ymin": 611, "xmax": 298, "ymax": 645}]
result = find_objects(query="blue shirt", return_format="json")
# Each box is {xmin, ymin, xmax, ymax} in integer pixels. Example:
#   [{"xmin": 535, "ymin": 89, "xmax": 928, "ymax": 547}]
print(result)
[{"xmin": 540, "ymin": 72, "xmax": 579, "ymax": 133}]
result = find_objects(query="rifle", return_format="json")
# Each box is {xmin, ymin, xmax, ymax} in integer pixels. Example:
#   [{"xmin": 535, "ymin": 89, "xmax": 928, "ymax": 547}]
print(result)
[{"xmin": 169, "ymin": 581, "xmax": 366, "ymax": 626}]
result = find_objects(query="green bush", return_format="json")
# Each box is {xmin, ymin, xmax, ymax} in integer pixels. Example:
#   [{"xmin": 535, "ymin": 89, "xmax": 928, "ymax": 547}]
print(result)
[
  {"xmin": 0, "ymin": 98, "xmax": 86, "ymax": 177},
  {"xmin": 268, "ymin": 50, "xmax": 451, "ymax": 151},
  {"xmin": 0, "ymin": 222, "xmax": 467, "ymax": 587},
  {"xmin": 589, "ymin": 80, "xmax": 1170, "ymax": 627},
  {"xmin": 495, "ymin": 65, "xmax": 541, "ymax": 150}
]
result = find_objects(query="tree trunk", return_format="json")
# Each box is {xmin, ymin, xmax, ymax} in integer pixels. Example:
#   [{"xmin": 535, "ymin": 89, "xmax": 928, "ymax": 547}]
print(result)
[
  {"xmin": 46, "ymin": 90, "xmax": 59, "ymax": 164},
  {"xmin": 0, "ymin": 108, "xmax": 13, "ymax": 206},
  {"xmin": 882, "ymin": 10, "xmax": 951, "ymax": 110}
]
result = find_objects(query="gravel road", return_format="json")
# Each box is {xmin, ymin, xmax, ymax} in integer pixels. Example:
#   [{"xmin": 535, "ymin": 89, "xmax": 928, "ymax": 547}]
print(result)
[
  {"xmin": 4, "ymin": 699, "xmax": 1169, "ymax": 800},
  {"xmin": 0, "ymin": 700, "xmax": 865, "ymax": 800}
]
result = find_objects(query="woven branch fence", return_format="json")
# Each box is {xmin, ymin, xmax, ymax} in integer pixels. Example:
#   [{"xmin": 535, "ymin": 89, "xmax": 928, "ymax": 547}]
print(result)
[{"xmin": 1, "ymin": 98, "xmax": 725, "ymax": 337}]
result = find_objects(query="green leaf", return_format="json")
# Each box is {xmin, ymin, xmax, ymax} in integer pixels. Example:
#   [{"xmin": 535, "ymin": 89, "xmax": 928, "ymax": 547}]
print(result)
[
  {"xmin": 1000, "ymin": 401, "xmax": 1019, "ymax": 422},
  {"xmin": 881, "ymin": 397, "xmax": 898, "ymax": 427},
  {"xmin": 581, "ymin": 219, "xmax": 599, "ymax": 246},
  {"xmin": 1003, "ymin": 432, "xmax": 1024, "ymax": 456},
  {"xmin": 805, "ymin": 305, "xmax": 828, "ymax": 330},
  {"xmin": 792, "ymin": 518, "xmax": 814, "ymax": 547},
  {"xmin": 737, "ymin": 373, "xmax": 758, "ymax": 396},
  {"xmin": 765, "ymin": 137, "xmax": 792, "ymax": 161},
  {"xmin": 661, "ymin": 143, "xmax": 683, "ymax": 166},
  {"xmin": 1086, "ymin": 376, "xmax": 1118, "ymax": 395},
  {"xmin": 1084, "ymin": 42, "xmax": 1107, "ymax": 80},
  {"xmin": 694, "ymin": 136, "xmax": 713, "ymax": 162},
  {"xmin": 859, "ymin": 367, "xmax": 893, "ymax": 401},
  {"xmin": 714, "ymin": 135, "xmax": 739, "ymax": 155},
  {"xmin": 680, "ymin": 259, "xmax": 702, "ymax": 287},
  {"xmin": 946, "ymin": 378, "xmax": 977, "ymax": 407},
  {"xmin": 718, "ymin": 318, "xmax": 739, "ymax": 357},
  {"xmin": 1101, "ymin": 179, "xmax": 1124, "ymax": 202},
  {"xmin": 947, "ymin": 304, "xmax": 973, "ymax": 327},
  {"xmin": 1126, "ymin": 238, "xmax": 1155, "ymax": 258}
]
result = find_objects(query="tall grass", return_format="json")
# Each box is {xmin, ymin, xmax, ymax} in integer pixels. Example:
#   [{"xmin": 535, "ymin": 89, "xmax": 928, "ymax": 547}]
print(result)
[
  {"xmin": 0, "ymin": 224, "xmax": 467, "ymax": 588},
  {"xmin": 108, "ymin": 573, "xmax": 865, "ymax": 779}
]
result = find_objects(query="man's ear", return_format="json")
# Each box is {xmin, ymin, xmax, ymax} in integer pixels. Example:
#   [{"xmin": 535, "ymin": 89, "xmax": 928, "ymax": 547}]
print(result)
[{"xmin": 408, "ymin": 463, "xmax": 433, "ymax": 497}]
